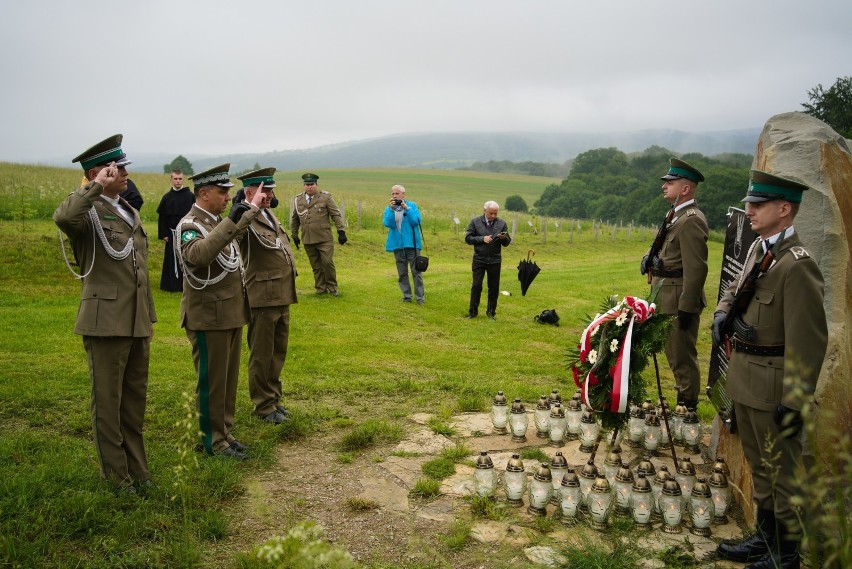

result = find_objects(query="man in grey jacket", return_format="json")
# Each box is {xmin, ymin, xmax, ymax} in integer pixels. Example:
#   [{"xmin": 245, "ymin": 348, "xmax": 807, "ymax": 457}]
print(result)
[{"xmin": 464, "ymin": 201, "xmax": 511, "ymax": 319}]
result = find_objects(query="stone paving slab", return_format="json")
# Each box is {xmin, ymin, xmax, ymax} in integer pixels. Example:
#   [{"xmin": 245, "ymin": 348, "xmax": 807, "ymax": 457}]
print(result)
[
  {"xmin": 381, "ymin": 455, "xmax": 431, "ymax": 488},
  {"xmin": 392, "ymin": 425, "xmax": 456, "ymax": 455},
  {"xmin": 357, "ymin": 476, "xmax": 410, "ymax": 513},
  {"xmin": 414, "ymin": 495, "xmax": 458, "ymax": 523}
]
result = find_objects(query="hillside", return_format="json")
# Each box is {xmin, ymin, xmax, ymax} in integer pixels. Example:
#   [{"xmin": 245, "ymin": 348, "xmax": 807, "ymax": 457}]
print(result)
[{"xmin": 123, "ymin": 129, "xmax": 760, "ymax": 173}]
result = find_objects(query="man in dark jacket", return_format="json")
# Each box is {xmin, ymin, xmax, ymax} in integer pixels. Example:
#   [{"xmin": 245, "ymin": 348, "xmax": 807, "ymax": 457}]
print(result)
[{"xmin": 464, "ymin": 201, "xmax": 511, "ymax": 319}]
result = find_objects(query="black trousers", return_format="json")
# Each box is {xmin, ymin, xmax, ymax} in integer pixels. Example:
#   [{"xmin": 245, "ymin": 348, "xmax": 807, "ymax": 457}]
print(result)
[{"xmin": 469, "ymin": 262, "xmax": 501, "ymax": 315}]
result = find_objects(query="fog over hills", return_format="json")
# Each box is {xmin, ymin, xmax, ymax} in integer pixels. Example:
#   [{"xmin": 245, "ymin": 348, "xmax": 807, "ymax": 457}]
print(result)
[{"xmin": 123, "ymin": 129, "xmax": 760, "ymax": 173}]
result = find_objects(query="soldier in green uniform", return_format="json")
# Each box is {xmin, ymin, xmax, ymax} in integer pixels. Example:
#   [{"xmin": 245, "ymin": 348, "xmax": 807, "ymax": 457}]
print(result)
[
  {"xmin": 713, "ymin": 171, "xmax": 827, "ymax": 569},
  {"xmin": 289, "ymin": 173, "xmax": 347, "ymax": 296},
  {"xmin": 54, "ymin": 134, "xmax": 156, "ymax": 493},
  {"xmin": 177, "ymin": 164, "xmax": 264, "ymax": 460},
  {"xmin": 641, "ymin": 158, "xmax": 709, "ymax": 410},
  {"xmin": 236, "ymin": 168, "xmax": 297, "ymax": 425}
]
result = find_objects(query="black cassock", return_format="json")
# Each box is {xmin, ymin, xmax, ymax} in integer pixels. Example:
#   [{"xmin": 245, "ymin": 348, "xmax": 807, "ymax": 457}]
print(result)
[{"xmin": 156, "ymin": 187, "xmax": 195, "ymax": 292}]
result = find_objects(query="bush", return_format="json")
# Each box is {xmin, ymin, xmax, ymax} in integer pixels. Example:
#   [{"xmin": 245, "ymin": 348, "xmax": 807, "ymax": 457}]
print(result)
[{"xmin": 504, "ymin": 195, "xmax": 528, "ymax": 212}]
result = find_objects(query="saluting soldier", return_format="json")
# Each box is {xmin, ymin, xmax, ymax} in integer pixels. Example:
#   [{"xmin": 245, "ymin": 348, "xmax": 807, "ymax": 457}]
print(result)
[
  {"xmin": 235, "ymin": 168, "xmax": 297, "ymax": 425},
  {"xmin": 289, "ymin": 172, "xmax": 347, "ymax": 296},
  {"xmin": 713, "ymin": 171, "xmax": 827, "ymax": 569},
  {"xmin": 54, "ymin": 134, "xmax": 156, "ymax": 493},
  {"xmin": 177, "ymin": 164, "xmax": 264, "ymax": 460},
  {"xmin": 641, "ymin": 158, "xmax": 709, "ymax": 410}
]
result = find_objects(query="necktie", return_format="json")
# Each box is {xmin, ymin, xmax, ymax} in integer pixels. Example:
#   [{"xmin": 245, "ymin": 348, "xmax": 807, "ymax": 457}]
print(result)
[{"xmin": 306, "ymin": 195, "xmax": 312, "ymax": 204}]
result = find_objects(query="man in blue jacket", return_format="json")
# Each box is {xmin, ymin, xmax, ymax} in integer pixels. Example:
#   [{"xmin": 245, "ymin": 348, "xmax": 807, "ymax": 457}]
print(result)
[
  {"xmin": 465, "ymin": 201, "xmax": 511, "ymax": 319},
  {"xmin": 382, "ymin": 184, "xmax": 424, "ymax": 304}
]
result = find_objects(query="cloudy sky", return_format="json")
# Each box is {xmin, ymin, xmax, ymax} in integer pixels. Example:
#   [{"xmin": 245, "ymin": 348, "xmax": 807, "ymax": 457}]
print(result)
[{"xmin": 1, "ymin": 0, "xmax": 848, "ymax": 164}]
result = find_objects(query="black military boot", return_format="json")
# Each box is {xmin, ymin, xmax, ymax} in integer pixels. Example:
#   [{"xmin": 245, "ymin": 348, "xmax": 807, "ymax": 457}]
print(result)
[
  {"xmin": 744, "ymin": 538, "xmax": 800, "ymax": 569},
  {"xmin": 717, "ymin": 508, "xmax": 776, "ymax": 562},
  {"xmin": 683, "ymin": 399, "xmax": 699, "ymax": 411}
]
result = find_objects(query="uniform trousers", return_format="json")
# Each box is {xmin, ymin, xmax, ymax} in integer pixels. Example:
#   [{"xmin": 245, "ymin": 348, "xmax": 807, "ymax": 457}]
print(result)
[
  {"xmin": 734, "ymin": 401, "xmax": 804, "ymax": 537},
  {"xmin": 664, "ymin": 311, "xmax": 701, "ymax": 403},
  {"xmin": 394, "ymin": 248, "xmax": 424, "ymax": 302},
  {"xmin": 186, "ymin": 328, "xmax": 242, "ymax": 453},
  {"xmin": 469, "ymin": 262, "xmax": 501, "ymax": 315},
  {"xmin": 304, "ymin": 240, "xmax": 337, "ymax": 293},
  {"xmin": 247, "ymin": 305, "xmax": 290, "ymax": 417},
  {"xmin": 83, "ymin": 335, "xmax": 150, "ymax": 486}
]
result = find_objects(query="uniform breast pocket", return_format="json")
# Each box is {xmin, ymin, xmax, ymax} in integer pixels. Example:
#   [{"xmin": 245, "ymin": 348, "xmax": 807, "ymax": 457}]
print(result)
[
  {"xmin": 79, "ymin": 284, "xmax": 119, "ymax": 332},
  {"xmin": 750, "ymin": 290, "xmax": 777, "ymax": 329},
  {"xmin": 201, "ymin": 286, "xmax": 235, "ymax": 326},
  {"xmin": 256, "ymin": 271, "xmax": 283, "ymax": 301}
]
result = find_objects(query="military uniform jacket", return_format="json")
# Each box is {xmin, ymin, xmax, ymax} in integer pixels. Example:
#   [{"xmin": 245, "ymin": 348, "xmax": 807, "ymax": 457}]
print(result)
[
  {"xmin": 465, "ymin": 216, "xmax": 512, "ymax": 264},
  {"xmin": 239, "ymin": 209, "xmax": 298, "ymax": 308},
  {"xmin": 717, "ymin": 233, "xmax": 827, "ymax": 411},
  {"xmin": 178, "ymin": 204, "xmax": 259, "ymax": 330},
  {"xmin": 54, "ymin": 181, "xmax": 156, "ymax": 337},
  {"xmin": 289, "ymin": 191, "xmax": 345, "ymax": 245},
  {"xmin": 651, "ymin": 204, "xmax": 708, "ymax": 314}
]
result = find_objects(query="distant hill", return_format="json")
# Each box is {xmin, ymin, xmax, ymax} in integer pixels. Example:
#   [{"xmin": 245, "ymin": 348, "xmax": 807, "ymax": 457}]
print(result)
[{"xmin": 127, "ymin": 129, "xmax": 760, "ymax": 173}]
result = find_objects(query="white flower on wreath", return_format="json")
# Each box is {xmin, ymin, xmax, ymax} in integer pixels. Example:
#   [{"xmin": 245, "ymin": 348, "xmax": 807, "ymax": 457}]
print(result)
[
  {"xmin": 610, "ymin": 338, "xmax": 619, "ymax": 353},
  {"xmin": 615, "ymin": 312, "xmax": 628, "ymax": 327},
  {"xmin": 590, "ymin": 325, "xmax": 600, "ymax": 337},
  {"xmin": 588, "ymin": 349, "xmax": 598, "ymax": 365}
]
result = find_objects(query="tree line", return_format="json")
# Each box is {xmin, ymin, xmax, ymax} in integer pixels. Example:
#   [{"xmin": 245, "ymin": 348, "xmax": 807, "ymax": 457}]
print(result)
[{"xmin": 533, "ymin": 146, "xmax": 752, "ymax": 230}]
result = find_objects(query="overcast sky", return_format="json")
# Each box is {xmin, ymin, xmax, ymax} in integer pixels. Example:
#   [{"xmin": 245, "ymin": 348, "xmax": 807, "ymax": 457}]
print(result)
[{"xmin": 1, "ymin": 0, "xmax": 848, "ymax": 164}]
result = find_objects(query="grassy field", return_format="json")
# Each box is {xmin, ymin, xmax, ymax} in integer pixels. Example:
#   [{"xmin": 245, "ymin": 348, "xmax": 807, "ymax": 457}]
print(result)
[{"xmin": 0, "ymin": 164, "xmax": 724, "ymax": 567}]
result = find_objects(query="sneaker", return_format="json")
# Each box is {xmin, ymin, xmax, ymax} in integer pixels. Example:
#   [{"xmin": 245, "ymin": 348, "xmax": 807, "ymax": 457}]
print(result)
[
  {"xmin": 416, "ymin": 299, "xmax": 425, "ymax": 305},
  {"xmin": 216, "ymin": 446, "xmax": 247, "ymax": 461},
  {"xmin": 276, "ymin": 405, "xmax": 291, "ymax": 418},
  {"xmin": 402, "ymin": 298, "xmax": 412, "ymax": 303},
  {"xmin": 465, "ymin": 313, "xmax": 477, "ymax": 319},
  {"xmin": 329, "ymin": 290, "xmax": 339, "ymax": 297},
  {"xmin": 230, "ymin": 440, "xmax": 250, "ymax": 453},
  {"xmin": 261, "ymin": 410, "xmax": 286, "ymax": 424}
]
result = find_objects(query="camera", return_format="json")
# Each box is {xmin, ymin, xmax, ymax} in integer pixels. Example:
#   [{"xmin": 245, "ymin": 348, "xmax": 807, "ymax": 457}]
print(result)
[{"xmin": 393, "ymin": 198, "xmax": 403, "ymax": 206}]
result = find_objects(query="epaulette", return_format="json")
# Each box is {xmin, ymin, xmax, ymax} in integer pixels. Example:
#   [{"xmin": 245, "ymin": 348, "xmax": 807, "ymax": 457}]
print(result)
[{"xmin": 789, "ymin": 246, "xmax": 811, "ymax": 260}]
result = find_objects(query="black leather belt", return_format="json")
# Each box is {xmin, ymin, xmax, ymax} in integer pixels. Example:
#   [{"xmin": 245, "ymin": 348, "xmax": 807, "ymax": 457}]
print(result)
[
  {"xmin": 731, "ymin": 337, "xmax": 785, "ymax": 357},
  {"xmin": 655, "ymin": 269, "xmax": 684, "ymax": 278}
]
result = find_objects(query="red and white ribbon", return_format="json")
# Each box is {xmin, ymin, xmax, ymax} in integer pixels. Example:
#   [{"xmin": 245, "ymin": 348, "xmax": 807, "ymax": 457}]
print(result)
[{"xmin": 578, "ymin": 296, "xmax": 655, "ymax": 413}]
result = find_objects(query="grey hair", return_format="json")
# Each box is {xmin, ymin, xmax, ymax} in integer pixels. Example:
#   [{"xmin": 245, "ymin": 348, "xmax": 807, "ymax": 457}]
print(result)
[
  {"xmin": 483, "ymin": 200, "xmax": 499, "ymax": 210},
  {"xmin": 391, "ymin": 184, "xmax": 406, "ymax": 194}
]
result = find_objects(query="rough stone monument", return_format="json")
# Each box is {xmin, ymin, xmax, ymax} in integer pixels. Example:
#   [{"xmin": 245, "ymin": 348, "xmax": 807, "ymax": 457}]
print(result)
[{"xmin": 711, "ymin": 111, "xmax": 852, "ymax": 525}]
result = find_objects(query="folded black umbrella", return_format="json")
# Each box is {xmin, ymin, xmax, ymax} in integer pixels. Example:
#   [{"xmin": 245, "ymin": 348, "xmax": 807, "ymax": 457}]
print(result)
[{"xmin": 517, "ymin": 249, "xmax": 541, "ymax": 296}]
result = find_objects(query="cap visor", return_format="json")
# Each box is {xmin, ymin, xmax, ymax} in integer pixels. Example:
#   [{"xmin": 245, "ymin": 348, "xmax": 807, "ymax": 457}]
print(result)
[
  {"xmin": 661, "ymin": 174, "xmax": 681, "ymax": 180},
  {"xmin": 216, "ymin": 182, "xmax": 235, "ymax": 188},
  {"xmin": 741, "ymin": 195, "xmax": 772, "ymax": 203}
]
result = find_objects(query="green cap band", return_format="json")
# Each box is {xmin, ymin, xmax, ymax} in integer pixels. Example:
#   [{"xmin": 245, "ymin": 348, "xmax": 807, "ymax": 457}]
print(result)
[
  {"xmin": 241, "ymin": 176, "xmax": 275, "ymax": 187},
  {"xmin": 667, "ymin": 166, "xmax": 700, "ymax": 182},
  {"xmin": 81, "ymin": 148, "xmax": 124, "ymax": 170},
  {"xmin": 748, "ymin": 182, "xmax": 804, "ymax": 203}
]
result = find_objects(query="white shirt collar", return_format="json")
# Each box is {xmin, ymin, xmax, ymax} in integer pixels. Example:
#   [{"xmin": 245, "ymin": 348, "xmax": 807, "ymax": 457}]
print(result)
[
  {"xmin": 762, "ymin": 226, "xmax": 795, "ymax": 252},
  {"xmin": 673, "ymin": 199, "xmax": 695, "ymax": 213}
]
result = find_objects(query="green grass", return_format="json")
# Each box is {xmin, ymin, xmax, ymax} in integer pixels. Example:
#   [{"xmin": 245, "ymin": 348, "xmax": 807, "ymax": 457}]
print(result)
[
  {"xmin": 409, "ymin": 478, "xmax": 442, "ymax": 499},
  {"xmin": 0, "ymin": 165, "xmax": 725, "ymax": 567},
  {"xmin": 421, "ymin": 457, "xmax": 457, "ymax": 480},
  {"xmin": 338, "ymin": 419, "xmax": 406, "ymax": 452}
]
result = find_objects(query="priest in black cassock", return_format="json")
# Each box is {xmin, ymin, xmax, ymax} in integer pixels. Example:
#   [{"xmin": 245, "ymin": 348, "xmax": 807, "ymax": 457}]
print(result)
[{"xmin": 156, "ymin": 170, "xmax": 194, "ymax": 291}]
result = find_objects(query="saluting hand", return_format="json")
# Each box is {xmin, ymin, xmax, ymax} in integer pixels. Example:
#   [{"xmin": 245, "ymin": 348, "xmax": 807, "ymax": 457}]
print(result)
[
  {"xmin": 250, "ymin": 182, "xmax": 266, "ymax": 207},
  {"xmin": 94, "ymin": 161, "xmax": 118, "ymax": 187}
]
